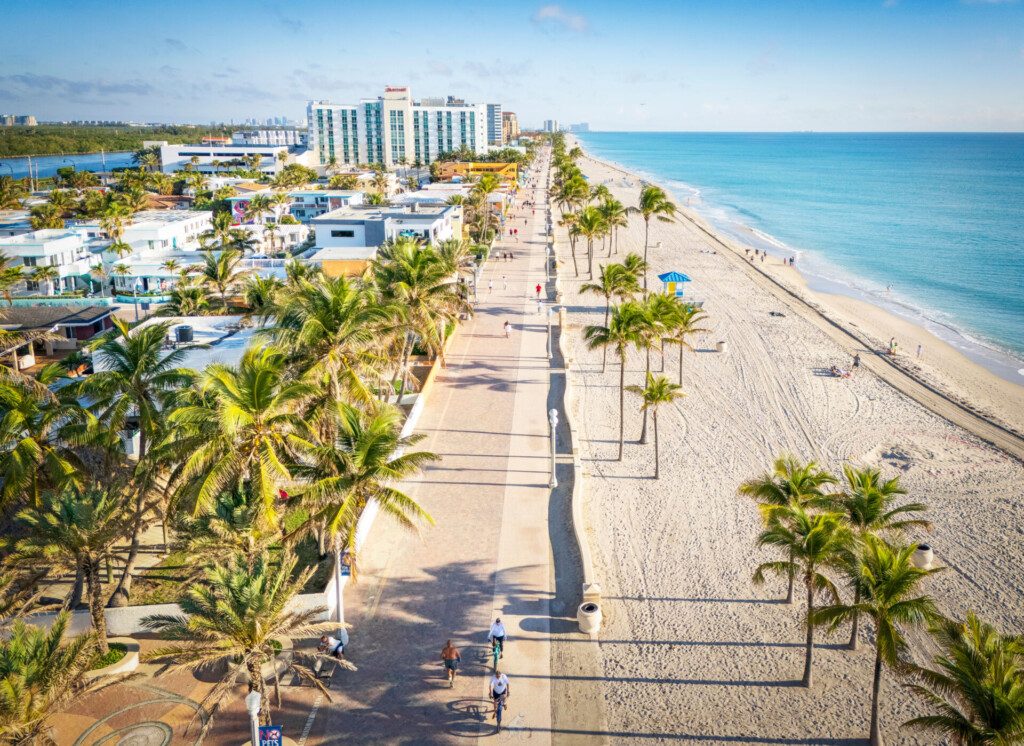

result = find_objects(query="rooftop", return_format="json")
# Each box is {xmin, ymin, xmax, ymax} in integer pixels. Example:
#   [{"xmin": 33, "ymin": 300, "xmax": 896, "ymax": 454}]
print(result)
[
  {"xmin": 0, "ymin": 304, "xmax": 116, "ymax": 331},
  {"xmin": 310, "ymin": 246, "xmax": 378, "ymax": 262},
  {"xmin": 98, "ymin": 315, "xmax": 259, "ymax": 372},
  {"xmin": 313, "ymin": 203, "xmax": 453, "ymax": 223},
  {"xmin": 0, "ymin": 229, "xmax": 80, "ymax": 245}
]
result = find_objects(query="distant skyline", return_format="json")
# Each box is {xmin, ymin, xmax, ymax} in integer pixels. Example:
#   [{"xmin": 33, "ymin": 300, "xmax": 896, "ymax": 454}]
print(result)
[{"xmin": 1, "ymin": 0, "xmax": 1022, "ymax": 131}]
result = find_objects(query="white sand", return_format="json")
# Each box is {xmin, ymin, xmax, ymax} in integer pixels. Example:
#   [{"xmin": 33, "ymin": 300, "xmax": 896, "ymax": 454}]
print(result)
[{"xmin": 554, "ymin": 143, "xmax": 1024, "ymax": 744}]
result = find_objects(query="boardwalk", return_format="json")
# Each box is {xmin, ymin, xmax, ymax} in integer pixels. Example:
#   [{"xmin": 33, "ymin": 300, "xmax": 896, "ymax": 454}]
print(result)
[{"xmin": 314, "ymin": 158, "xmax": 557, "ymax": 744}]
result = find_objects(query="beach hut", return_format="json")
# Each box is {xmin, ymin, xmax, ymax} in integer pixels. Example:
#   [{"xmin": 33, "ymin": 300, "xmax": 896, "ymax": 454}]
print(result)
[{"xmin": 658, "ymin": 271, "xmax": 691, "ymax": 298}]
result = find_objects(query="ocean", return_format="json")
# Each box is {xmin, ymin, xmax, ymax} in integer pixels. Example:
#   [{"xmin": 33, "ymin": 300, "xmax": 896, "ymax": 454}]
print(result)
[{"xmin": 574, "ymin": 132, "xmax": 1024, "ymax": 383}]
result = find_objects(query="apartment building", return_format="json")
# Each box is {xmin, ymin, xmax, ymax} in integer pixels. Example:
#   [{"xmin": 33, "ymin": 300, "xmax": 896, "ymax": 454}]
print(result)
[
  {"xmin": 0, "ymin": 229, "xmax": 99, "ymax": 295},
  {"xmin": 502, "ymin": 111, "xmax": 520, "ymax": 143},
  {"xmin": 307, "ymin": 87, "xmax": 490, "ymax": 168}
]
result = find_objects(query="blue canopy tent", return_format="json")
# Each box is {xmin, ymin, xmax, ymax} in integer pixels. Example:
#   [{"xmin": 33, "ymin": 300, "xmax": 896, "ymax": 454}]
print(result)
[{"xmin": 658, "ymin": 271, "xmax": 691, "ymax": 297}]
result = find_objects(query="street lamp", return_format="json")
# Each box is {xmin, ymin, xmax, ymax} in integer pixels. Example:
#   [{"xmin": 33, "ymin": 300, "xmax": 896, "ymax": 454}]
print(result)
[
  {"xmin": 245, "ymin": 690, "xmax": 262, "ymax": 746},
  {"xmin": 548, "ymin": 408, "xmax": 559, "ymax": 489}
]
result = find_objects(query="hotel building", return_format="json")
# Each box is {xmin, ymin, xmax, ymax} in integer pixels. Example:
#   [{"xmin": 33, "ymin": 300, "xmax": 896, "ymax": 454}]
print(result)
[
  {"xmin": 486, "ymin": 103, "xmax": 503, "ymax": 146},
  {"xmin": 502, "ymin": 111, "xmax": 520, "ymax": 143},
  {"xmin": 307, "ymin": 87, "xmax": 490, "ymax": 168}
]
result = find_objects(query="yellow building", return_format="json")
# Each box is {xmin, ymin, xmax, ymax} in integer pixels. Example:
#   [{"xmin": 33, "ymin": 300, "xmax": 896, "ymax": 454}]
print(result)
[
  {"xmin": 438, "ymin": 162, "xmax": 518, "ymax": 184},
  {"xmin": 310, "ymin": 247, "xmax": 377, "ymax": 278}
]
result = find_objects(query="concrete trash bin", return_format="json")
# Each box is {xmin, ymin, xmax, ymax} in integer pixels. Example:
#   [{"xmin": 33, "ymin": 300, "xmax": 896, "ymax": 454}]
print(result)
[
  {"xmin": 578, "ymin": 601, "xmax": 602, "ymax": 635},
  {"xmin": 912, "ymin": 543, "xmax": 934, "ymax": 570},
  {"xmin": 716, "ymin": 340, "xmax": 727, "ymax": 353}
]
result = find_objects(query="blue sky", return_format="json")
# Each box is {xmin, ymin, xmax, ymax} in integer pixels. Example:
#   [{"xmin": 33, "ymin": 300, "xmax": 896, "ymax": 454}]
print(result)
[{"xmin": 1, "ymin": 0, "xmax": 1021, "ymax": 130}]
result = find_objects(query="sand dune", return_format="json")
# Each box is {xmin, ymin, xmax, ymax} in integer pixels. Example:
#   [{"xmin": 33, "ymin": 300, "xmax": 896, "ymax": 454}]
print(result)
[{"xmin": 552, "ymin": 144, "xmax": 1024, "ymax": 745}]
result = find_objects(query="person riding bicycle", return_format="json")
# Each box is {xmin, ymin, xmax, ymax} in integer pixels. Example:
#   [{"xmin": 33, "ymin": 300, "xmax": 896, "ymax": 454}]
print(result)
[
  {"xmin": 318, "ymin": 633, "xmax": 345, "ymax": 661},
  {"xmin": 488, "ymin": 618, "xmax": 506, "ymax": 659},
  {"xmin": 440, "ymin": 639, "xmax": 461, "ymax": 687},
  {"xmin": 489, "ymin": 670, "xmax": 510, "ymax": 719}
]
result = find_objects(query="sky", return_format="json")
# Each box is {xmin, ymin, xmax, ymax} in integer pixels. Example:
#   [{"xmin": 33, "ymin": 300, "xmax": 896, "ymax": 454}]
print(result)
[{"xmin": 0, "ymin": 0, "xmax": 1022, "ymax": 131}]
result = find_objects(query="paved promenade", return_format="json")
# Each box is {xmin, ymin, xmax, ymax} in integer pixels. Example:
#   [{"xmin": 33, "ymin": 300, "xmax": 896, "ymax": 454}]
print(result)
[{"xmin": 315, "ymin": 156, "xmax": 557, "ymax": 743}]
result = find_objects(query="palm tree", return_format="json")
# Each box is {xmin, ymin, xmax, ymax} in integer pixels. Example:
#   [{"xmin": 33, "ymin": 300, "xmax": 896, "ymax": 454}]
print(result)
[
  {"xmin": 12, "ymin": 486, "xmax": 133, "ymax": 654},
  {"xmin": 161, "ymin": 345, "xmax": 316, "ymax": 522},
  {"xmin": 242, "ymin": 274, "xmax": 283, "ymax": 321},
  {"xmin": 0, "ymin": 368, "xmax": 83, "ymax": 509},
  {"xmin": 29, "ymin": 203, "xmax": 64, "ymax": 230},
  {"xmin": 87, "ymin": 263, "xmax": 107, "ymax": 297},
  {"xmin": 199, "ymin": 248, "xmax": 249, "ymax": 311},
  {"xmin": 269, "ymin": 191, "xmax": 292, "ymax": 221},
  {"xmin": 175, "ymin": 487, "xmax": 275, "ymax": 578},
  {"xmin": 631, "ymin": 185, "xmax": 678, "ymax": 289},
  {"xmin": 100, "ymin": 203, "xmax": 132, "ymax": 245},
  {"xmin": 262, "ymin": 222, "xmax": 280, "ymax": 254},
  {"xmin": 243, "ymin": 194, "xmax": 273, "ymax": 225},
  {"xmin": 625, "ymin": 373, "xmax": 684, "ymax": 478},
  {"xmin": 161, "ymin": 259, "xmax": 181, "ymax": 275},
  {"xmin": 600, "ymin": 198, "xmax": 629, "ymax": 256},
  {"xmin": 0, "ymin": 252, "xmax": 25, "ymax": 304},
  {"xmin": 738, "ymin": 456, "xmax": 838, "ymax": 603},
  {"xmin": 903, "ymin": 612, "xmax": 1024, "ymax": 745},
  {"xmin": 0, "ymin": 175, "xmax": 27, "ymax": 210},
  {"xmin": 668, "ymin": 302, "xmax": 710, "ymax": 385},
  {"xmin": 295, "ymin": 401, "xmax": 436, "ymax": 576},
  {"xmin": 637, "ymin": 293, "xmax": 679, "ymax": 443},
  {"xmin": 754, "ymin": 505, "xmax": 851, "ymax": 687},
  {"xmin": 0, "ymin": 613, "xmax": 102, "ymax": 745},
  {"xmin": 620, "ymin": 252, "xmax": 648, "ymax": 286},
  {"xmin": 202, "ymin": 211, "xmax": 235, "ymax": 248},
  {"xmin": 584, "ymin": 301, "xmax": 649, "ymax": 459},
  {"xmin": 85, "ymin": 317, "xmax": 193, "ymax": 605},
  {"xmin": 142, "ymin": 551, "xmax": 332, "ymax": 736},
  {"xmin": 30, "ymin": 265, "xmax": 59, "ymax": 296},
  {"xmin": 582, "ymin": 263, "xmax": 639, "ymax": 368},
  {"xmin": 822, "ymin": 465, "xmax": 929, "ymax": 650},
  {"xmin": 364, "ymin": 191, "xmax": 387, "ymax": 207},
  {"xmin": 575, "ymin": 205, "xmax": 607, "ymax": 279},
  {"xmin": 158, "ymin": 282, "xmax": 209, "ymax": 317},
  {"xmin": 814, "ymin": 538, "xmax": 940, "ymax": 744},
  {"xmin": 373, "ymin": 240, "xmax": 470, "ymax": 403}
]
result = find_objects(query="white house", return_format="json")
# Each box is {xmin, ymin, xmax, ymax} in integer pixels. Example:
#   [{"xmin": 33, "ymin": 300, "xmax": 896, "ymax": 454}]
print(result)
[
  {"xmin": 0, "ymin": 229, "xmax": 100, "ymax": 295},
  {"xmin": 159, "ymin": 143, "xmax": 299, "ymax": 176},
  {"xmin": 311, "ymin": 203, "xmax": 457, "ymax": 250},
  {"xmin": 72, "ymin": 210, "xmax": 213, "ymax": 258}
]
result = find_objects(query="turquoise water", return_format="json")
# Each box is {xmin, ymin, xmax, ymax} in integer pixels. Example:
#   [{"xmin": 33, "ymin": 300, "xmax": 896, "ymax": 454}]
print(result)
[
  {"xmin": 0, "ymin": 151, "xmax": 134, "ymax": 178},
  {"xmin": 575, "ymin": 132, "xmax": 1024, "ymax": 382}
]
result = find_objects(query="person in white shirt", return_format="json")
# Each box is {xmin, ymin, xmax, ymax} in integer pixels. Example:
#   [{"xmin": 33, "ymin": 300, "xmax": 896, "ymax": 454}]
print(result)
[
  {"xmin": 489, "ymin": 670, "xmax": 510, "ymax": 718},
  {"xmin": 488, "ymin": 618, "xmax": 506, "ymax": 658},
  {"xmin": 318, "ymin": 634, "xmax": 344, "ymax": 660}
]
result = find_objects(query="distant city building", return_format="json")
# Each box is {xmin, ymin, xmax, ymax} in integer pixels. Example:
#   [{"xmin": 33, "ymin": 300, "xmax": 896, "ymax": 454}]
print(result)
[
  {"xmin": 486, "ymin": 103, "xmax": 503, "ymax": 146},
  {"xmin": 307, "ymin": 86, "xmax": 491, "ymax": 168},
  {"xmin": 569, "ymin": 122, "xmax": 590, "ymax": 133},
  {"xmin": 231, "ymin": 129, "xmax": 307, "ymax": 147},
  {"xmin": 1, "ymin": 114, "xmax": 37, "ymax": 127},
  {"xmin": 502, "ymin": 111, "xmax": 520, "ymax": 143},
  {"xmin": 543, "ymin": 119, "xmax": 560, "ymax": 133}
]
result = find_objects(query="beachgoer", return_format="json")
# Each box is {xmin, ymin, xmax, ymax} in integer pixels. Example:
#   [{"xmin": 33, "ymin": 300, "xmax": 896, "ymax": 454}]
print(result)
[
  {"xmin": 502, "ymin": 275, "xmax": 508, "ymax": 290},
  {"xmin": 889, "ymin": 337, "xmax": 898, "ymax": 355},
  {"xmin": 440, "ymin": 640, "xmax": 461, "ymax": 687},
  {"xmin": 488, "ymin": 618, "xmax": 506, "ymax": 655},
  {"xmin": 488, "ymin": 279, "xmax": 494, "ymax": 294},
  {"xmin": 853, "ymin": 353, "xmax": 861, "ymax": 370},
  {"xmin": 916, "ymin": 344, "xmax": 922, "ymax": 359},
  {"xmin": 503, "ymin": 321, "xmax": 511, "ymax": 338}
]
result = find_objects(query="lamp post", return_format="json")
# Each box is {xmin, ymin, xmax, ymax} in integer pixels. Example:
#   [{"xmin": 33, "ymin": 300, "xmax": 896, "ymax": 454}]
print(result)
[
  {"xmin": 547, "ymin": 306, "xmax": 555, "ymax": 360},
  {"xmin": 245, "ymin": 690, "xmax": 262, "ymax": 746},
  {"xmin": 548, "ymin": 408, "xmax": 558, "ymax": 489}
]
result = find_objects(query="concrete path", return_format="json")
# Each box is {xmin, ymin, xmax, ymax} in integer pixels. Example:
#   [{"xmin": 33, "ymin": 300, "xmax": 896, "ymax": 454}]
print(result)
[{"xmin": 314, "ymin": 156, "xmax": 557, "ymax": 744}]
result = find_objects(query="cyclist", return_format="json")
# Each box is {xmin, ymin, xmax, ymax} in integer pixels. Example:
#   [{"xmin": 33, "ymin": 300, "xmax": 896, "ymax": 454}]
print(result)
[
  {"xmin": 440, "ymin": 639, "xmax": 461, "ymax": 687},
  {"xmin": 489, "ymin": 669, "xmax": 510, "ymax": 720},
  {"xmin": 318, "ymin": 634, "xmax": 345, "ymax": 661},
  {"xmin": 488, "ymin": 617, "xmax": 506, "ymax": 659}
]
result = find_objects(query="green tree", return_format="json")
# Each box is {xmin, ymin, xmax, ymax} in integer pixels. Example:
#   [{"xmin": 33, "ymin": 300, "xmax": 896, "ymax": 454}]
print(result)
[
  {"xmin": 30, "ymin": 266, "xmax": 59, "ymax": 296},
  {"xmin": 738, "ymin": 456, "xmax": 838, "ymax": 603},
  {"xmin": 581, "ymin": 263, "xmax": 640, "ymax": 368},
  {"xmin": 814, "ymin": 538, "xmax": 940, "ymax": 744},
  {"xmin": 142, "ymin": 552, "xmax": 332, "ymax": 734},
  {"xmin": 0, "ymin": 176, "xmax": 27, "ymax": 209},
  {"xmin": 0, "ymin": 252, "xmax": 25, "ymax": 305},
  {"xmin": 630, "ymin": 185, "xmax": 677, "ymax": 289},
  {"xmin": 584, "ymin": 301, "xmax": 649, "ymax": 459},
  {"xmin": 625, "ymin": 373, "xmax": 684, "ymax": 479},
  {"xmin": 575, "ymin": 205, "xmax": 608, "ymax": 279},
  {"xmin": 668, "ymin": 302, "xmax": 710, "ymax": 385},
  {"xmin": 904, "ymin": 612, "xmax": 1024, "ymax": 745},
  {"xmin": 754, "ymin": 505, "xmax": 851, "ymax": 687},
  {"xmin": 158, "ymin": 282, "xmax": 209, "ymax": 317},
  {"xmin": 199, "ymin": 247, "xmax": 249, "ymax": 311}
]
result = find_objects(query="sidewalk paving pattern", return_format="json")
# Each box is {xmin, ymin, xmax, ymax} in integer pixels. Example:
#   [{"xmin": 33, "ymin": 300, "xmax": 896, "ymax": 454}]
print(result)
[{"xmin": 313, "ymin": 160, "xmax": 557, "ymax": 744}]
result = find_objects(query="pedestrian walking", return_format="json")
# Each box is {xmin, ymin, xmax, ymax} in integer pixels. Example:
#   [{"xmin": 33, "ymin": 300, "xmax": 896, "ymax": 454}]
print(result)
[
  {"xmin": 502, "ymin": 275, "xmax": 508, "ymax": 290},
  {"xmin": 503, "ymin": 320, "xmax": 511, "ymax": 338},
  {"xmin": 488, "ymin": 279, "xmax": 493, "ymax": 294},
  {"xmin": 916, "ymin": 344, "xmax": 923, "ymax": 359},
  {"xmin": 535, "ymin": 283, "xmax": 542, "ymax": 299}
]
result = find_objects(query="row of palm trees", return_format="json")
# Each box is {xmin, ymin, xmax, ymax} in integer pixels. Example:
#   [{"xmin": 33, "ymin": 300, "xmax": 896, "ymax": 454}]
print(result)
[
  {"xmin": 0, "ymin": 236, "xmax": 475, "ymax": 740},
  {"xmin": 740, "ymin": 456, "xmax": 1024, "ymax": 744}
]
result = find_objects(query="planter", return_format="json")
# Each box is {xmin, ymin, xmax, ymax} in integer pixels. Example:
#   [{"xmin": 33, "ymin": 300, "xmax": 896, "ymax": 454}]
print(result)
[
  {"xmin": 82, "ymin": 637, "xmax": 140, "ymax": 682},
  {"xmin": 577, "ymin": 601, "xmax": 602, "ymax": 636},
  {"xmin": 912, "ymin": 543, "xmax": 934, "ymax": 570},
  {"xmin": 716, "ymin": 341, "xmax": 727, "ymax": 353}
]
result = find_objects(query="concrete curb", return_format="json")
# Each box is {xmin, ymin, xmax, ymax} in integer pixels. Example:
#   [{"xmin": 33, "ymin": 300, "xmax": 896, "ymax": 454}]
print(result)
[{"xmin": 82, "ymin": 636, "xmax": 140, "ymax": 682}]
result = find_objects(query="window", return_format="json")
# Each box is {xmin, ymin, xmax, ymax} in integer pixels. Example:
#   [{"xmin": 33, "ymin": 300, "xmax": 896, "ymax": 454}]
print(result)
[{"xmin": 331, "ymin": 229, "xmax": 355, "ymax": 238}]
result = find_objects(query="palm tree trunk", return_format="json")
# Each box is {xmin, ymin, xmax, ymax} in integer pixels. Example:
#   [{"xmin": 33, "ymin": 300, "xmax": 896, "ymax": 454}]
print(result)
[
  {"xmin": 639, "ymin": 348, "xmax": 651, "ymax": 445},
  {"xmin": 247, "ymin": 659, "xmax": 269, "ymax": 723},
  {"xmin": 678, "ymin": 341, "xmax": 685, "ymax": 385},
  {"xmin": 396, "ymin": 333, "xmax": 414, "ymax": 405},
  {"xmin": 390, "ymin": 333, "xmax": 411, "ymax": 402},
  {"xmin": 110, "ymin": 429, "xmax": 147, "ymax": 607},
  {"xmin": 642, "ymin": 219, "xmax": 650, "ymax": 290},
  {"xmin": 787, "ymin": 548, "xmax": 795, "ymax": 603},
  {"xmin": 66, "ymin": 561, "xmax": 85, "ymax": 609},
  {"xmin": 802, "ymin": 578, "xmax": 815, "ymax": 687},
  {"xmin": 869, "ymin": 639, "xmax": 885, "ymax": 746},
  {"xmin": 89, "ymin": 558, "xmax": 109, "ymax": 655},
  {"xmin": 570, "ymin": 235, "xmax": 579, "ymax": 277},
  {"xmin": 602, "ymin": 301, "xmax": 610, "ymax": 372},
  {"xmin": 587, "ymin": 239, "xmax": 594, "ymax": 279},
  {"xmin": 653, "ymin": 410, "xmax": 660, "ymax": 479},
  {"xmin": 848, "ymin": 586, "xmax": 861, "ymax": 650},
  {"xmin": 617, "ymin": 353, "xmax": 626, "ymax": 461},
  {"xmin": 658, "ymin": 338, "xmax": 665, "ymax": 372}
]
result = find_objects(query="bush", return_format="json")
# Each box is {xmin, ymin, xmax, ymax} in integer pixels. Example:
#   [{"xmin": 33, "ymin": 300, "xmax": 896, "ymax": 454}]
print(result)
[{"xmin": 90, "ymin": 642, "xmax": 127, "ymax": 670}]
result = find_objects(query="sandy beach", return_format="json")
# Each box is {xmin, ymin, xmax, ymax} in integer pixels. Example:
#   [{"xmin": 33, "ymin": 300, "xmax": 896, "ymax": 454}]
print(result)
[{"xmin": 552, "ymin": 138, "xmax": 1024, "ymax": 744}]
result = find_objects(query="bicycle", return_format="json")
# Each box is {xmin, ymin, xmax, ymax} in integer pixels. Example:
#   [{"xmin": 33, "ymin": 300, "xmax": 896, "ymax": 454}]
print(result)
[
  {"xmin": 491, "ymin": 638, "xmax": 503, "ymax": 670},
  {"xmin": 493, "ymin": 692, "xmax": 507, "ymax": 731}
]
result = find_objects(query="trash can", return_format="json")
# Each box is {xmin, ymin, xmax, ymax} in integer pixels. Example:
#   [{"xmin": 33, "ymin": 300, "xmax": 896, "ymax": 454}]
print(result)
[
  {"xmin": 912, "ymin": 543, "xmax": 934, "ymax": 570},
  {"xmin": 577, "ymin": 601, "xmax": 602, "ymax": 635},
  {"xmin": 716, "ymin": 340, "xmax": 727, "ymax": 353}
]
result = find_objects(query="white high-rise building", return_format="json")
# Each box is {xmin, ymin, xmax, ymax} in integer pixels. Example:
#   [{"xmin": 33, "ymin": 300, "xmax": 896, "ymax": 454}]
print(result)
[
  {"xmin": 543, "ymin": 119, "xmax": 560, "ymax": 133},
  {"xmin": 307, "ymin": 87, "xmax": 490, "ymax": 168},
  {"xmin": 486, "ymin": 103, "xmax": 503, "ymax": 146}
]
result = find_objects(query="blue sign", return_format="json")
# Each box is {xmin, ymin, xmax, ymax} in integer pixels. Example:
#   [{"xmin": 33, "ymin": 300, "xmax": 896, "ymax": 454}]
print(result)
[{"xmin": 259, "ymin": 725, "xmax": 282, "ymax": 746}]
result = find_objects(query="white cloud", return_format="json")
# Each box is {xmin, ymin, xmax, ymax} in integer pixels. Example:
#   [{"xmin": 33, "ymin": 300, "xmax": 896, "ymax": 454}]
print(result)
[{"xmin": 531, "ymin": 4, "xmax": 588, "ymax": 33}]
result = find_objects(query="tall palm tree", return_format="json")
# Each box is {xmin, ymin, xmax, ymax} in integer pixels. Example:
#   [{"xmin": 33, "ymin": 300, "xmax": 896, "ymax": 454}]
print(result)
[
  {"xmin": 0, "ymin": 175, "xmax": 27, "ymax": 210},
  {"xmin": 373, "ymin": 239, "xmax": 470, "ymax": 403},
  {"xmin": 199, "ymin": 248, "xmax": 249, "ymax": 312},
  {"xmin": 903, "ymin": 612, "xmax": 1024, "ymax": 745},
  {"xmin": 85, "ymin": 317, "xmax": 193, "ymax": 606},
  {"xmin": 262, "ymin": 222, "xmax": 280, "ymax": 254},
  {"xmin": 0, "ymin": 252, "xmax": 25, "ymax": 305},
  {"xmin": 822, "ymin": 465, "xmax": 929, "ymax": 650},
  {"xmin": 0, "ymin": 613, "xmax": 102, "ymax": 745},
  {"xmin": 581, "ymin": 263, "xmax": 640, "ymax": 367},
  {"xmin": 142, "ymin": 552, "xmax": 332, "ymax": 736},
  {"xmin": 814, "ymin": 538, "xmax": 940, "ymax": 744},
  {"xmin": 29, "ymin": 203, "xmax": 64, "ymax": 230},
  {"xmin": 738, "ymin": 456, "xmax": 838, "ymax": 603},
  {"xmin": 30, "ymin": 265, "xmax": 59, "ymax": 296},
  {"xmin": 12, "ymin": 486, "xmax": 133, "ymax": 654},
  {"xmin": 202, "ymin": 211, "xmax": 235, "ymax": 248},
  {"xmin": 575, "ymin": 205, "xmax": 607, "ymax": 279},
  {"xmin": 295, "ymin": 401, "xmax": 436, "ymax": 576},
  {"xmin": 158, "ymin": 282, "xmax": 209, "ymax": 317},
  {"xmin": 243, "ymin": 194, "xmax": 273, "ymax": 225},
  {"xmin": 625, "ymin": 373, "xmax": 684, "ymax": 479},
  {"xmin": 637, "ymin": 293, "xmax": 679, "ymax": 443},
  {"xmin": 175, "ymin": 486, "xmax": 275, "ymax": 579},
  {"xmin": 620, "ymin": 252, "xmax": 648, "ymax": 285},
  {"xmin": 161, "ymin": 345, "xmax": 316, "ymax": 522},
  {"xmin": 161, "ymin": 259, "xmax": 181, "ymax": 275},
  {"xmin": 754, "ymin": 505, "xmax": 851, "ymax": 687},
  {"xmin": 600, "ymin": 198, "xmax": 629, "ymax": 256},
  {"xmin": 668, "ymin": 302, "xmax": 710, "ymax": 385},
  {"xmin": 242, "ymin": 275, "xmax": 283, "ymax": 321},
  {"xmin": 584, "ymin": 301, "xmax": 649, "ymax": 459},
  {"xmin": 631, "ymin": 185, "xmax": 678, "ymax": 289}
]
